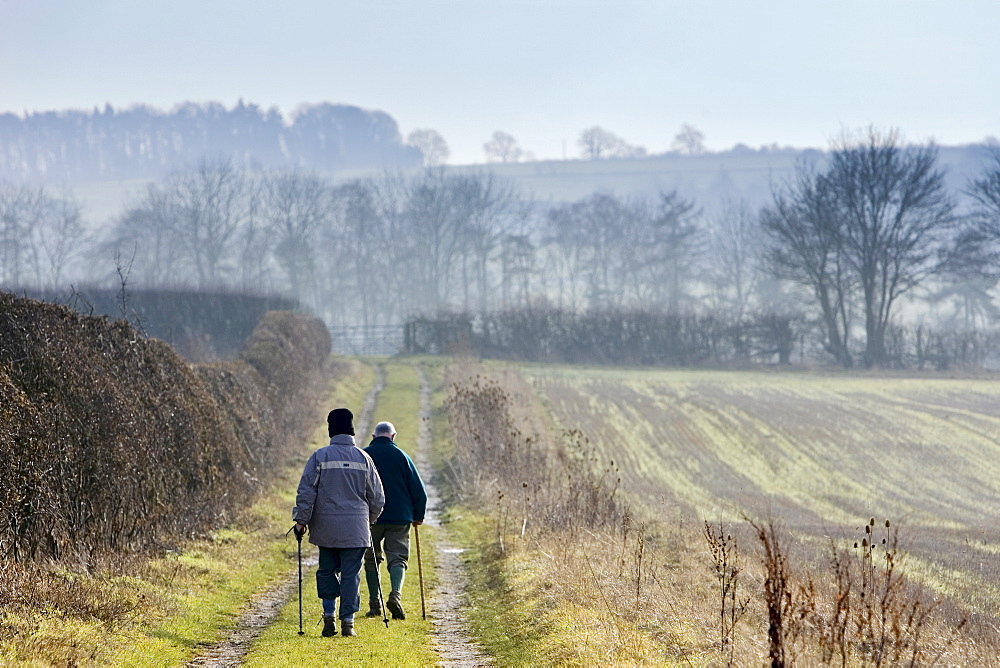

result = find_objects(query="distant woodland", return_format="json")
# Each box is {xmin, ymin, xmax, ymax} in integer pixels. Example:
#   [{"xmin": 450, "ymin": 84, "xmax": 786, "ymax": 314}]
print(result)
[
  {"xmin": 0, "ymin": 101, "xmax": 422, "ymax": 181},
  {"xmin": 3, "ymin": 101, "xmax": 1000, "ymax": 369}
]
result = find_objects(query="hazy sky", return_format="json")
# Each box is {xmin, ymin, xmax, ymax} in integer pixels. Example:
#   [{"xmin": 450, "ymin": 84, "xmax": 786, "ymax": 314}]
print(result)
[{"xmin": 1, "ymin": 1, "xmax": 996, "ymax": 165}]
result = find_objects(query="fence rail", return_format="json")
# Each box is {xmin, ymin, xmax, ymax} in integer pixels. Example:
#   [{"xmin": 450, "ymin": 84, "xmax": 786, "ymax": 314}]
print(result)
[{"xmin": 328, "ymin": 324, "xmax": 404, "ymax": 356}]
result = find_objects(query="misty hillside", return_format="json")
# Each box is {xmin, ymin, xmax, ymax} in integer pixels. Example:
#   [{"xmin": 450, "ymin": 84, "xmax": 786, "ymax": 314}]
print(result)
[
  {"xmin": 0, "ymin": 101, "xmax": 422, "ymax": 182},
  {"xmin": 467, "ymin": 142, "xmax": 993, "ymax": 210},
  {"xmin": 4, "ymin": 99, "xmax": 993, "ymax": 222}
]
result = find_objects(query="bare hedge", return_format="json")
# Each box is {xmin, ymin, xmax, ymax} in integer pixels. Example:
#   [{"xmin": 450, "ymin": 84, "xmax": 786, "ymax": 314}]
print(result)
[
  {"xmin": 405, "ymin": 309, "xmax": 798, "ymax": 366},
  {"xmin": 0, "ymin": 291, "xmax": 330, "ymax": 564}
]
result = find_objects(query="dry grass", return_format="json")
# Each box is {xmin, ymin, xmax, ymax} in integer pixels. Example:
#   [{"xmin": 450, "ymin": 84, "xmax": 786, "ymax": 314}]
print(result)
[{"xmin": 441, "ymin": 361, "xmax": 998, "ymax": 665}]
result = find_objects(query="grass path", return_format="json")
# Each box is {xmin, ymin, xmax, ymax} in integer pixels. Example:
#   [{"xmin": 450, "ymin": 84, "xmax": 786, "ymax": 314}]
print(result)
[
  {"xmin": 241, "ymin": 359, "xmax": 491, "ymax": 666},
  {"xmin": 181, "ymin": 363, "xmax": 387, "ymax": 666},
  {"xmin": 413, "ymin": 363, "xmax": 492, "ymax": 665},
  {"xmin": 63, "ymin": 357, "xmax": 492, "ymax": 667},
  {"xmin": 92, "ymin": 358, "xmax": 375, "ymax": 667}
]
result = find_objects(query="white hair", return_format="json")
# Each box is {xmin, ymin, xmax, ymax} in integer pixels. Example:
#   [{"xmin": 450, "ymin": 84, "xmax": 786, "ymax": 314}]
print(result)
[{"xmin": 373, "ymin": 421, "xmax": 396, "ymax": 436}]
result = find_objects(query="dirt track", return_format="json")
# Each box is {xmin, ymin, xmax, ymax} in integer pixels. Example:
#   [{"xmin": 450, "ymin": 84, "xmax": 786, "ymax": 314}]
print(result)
[
  {"xmin": 185, "ymin": 365, "xmax": 385, "ymax": 667},
  {"xmin": 416, "ymin": 365, "xmax": 492, "ymax": 666},
  {"xmin": 185, "ymin": 362, "xmax": 491, "ymax": 666}
]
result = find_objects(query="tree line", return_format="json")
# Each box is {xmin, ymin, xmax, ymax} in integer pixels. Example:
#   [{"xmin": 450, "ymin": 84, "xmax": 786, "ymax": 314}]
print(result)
[
  {"xmin": 0, "ymin": 101, "xmax": 421, "ymax": 182},
  {"xmin": 3, "ymin": 128, "xmax": 1000, "ymax": 368}
]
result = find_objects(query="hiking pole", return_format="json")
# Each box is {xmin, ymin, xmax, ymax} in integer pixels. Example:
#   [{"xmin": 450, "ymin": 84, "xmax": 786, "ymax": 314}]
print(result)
[
  {"xmin": 375, "ymin": 556, "xmax": 390, "ymax": 629},
  {"xmin": 287, "ymin": 524, "xmax": 305, "ymax": 636},
  {"xmin": 414, "ymin": 523, "xmax": 426, "ymax": 620},
  {"xmin": 371, "ymin": 530, "xmax": 390, "ymax": 629},
  {"xmin": 296, "ymin": 531, "xmax": 304, "ymax": 636}
]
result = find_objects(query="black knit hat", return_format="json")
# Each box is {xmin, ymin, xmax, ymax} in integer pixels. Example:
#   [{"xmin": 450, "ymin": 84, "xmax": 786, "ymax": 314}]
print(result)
[{"xmin": 327, "ymin": 408, "xmax": 355, "ymax": 437}]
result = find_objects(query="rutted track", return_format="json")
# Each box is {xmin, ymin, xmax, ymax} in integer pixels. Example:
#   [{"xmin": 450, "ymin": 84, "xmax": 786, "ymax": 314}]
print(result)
[
  {"xmin": 184, "ymin": 361, "xmax": 490, "ymax": 666},
  {"xmin": 185, "ymin": 363, "xmax": 385, "ymax": 667},
  {"xmin": 415, "ymin": 365, "xmax": 492, "ymax": 667}
]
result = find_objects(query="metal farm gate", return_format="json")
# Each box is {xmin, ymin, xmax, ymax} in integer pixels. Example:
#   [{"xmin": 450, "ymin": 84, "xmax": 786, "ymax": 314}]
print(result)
[{"xmin": 327, "ymin": 324, "xmax": 405, "ymax": 356}]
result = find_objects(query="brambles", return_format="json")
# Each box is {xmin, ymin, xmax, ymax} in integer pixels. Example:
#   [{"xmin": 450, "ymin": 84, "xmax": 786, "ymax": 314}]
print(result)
[{"xmin": 0, "ymin": 293, "xmax": 329, "ymax": 564}]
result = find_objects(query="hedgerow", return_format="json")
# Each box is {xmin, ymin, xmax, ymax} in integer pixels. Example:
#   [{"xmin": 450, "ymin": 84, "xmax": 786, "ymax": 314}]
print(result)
[{"xmin": 0, "ymin": 290, "xmax": 330, "ymax": 565}]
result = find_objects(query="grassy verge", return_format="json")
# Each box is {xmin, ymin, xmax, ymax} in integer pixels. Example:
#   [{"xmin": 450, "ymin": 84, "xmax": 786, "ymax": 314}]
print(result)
[
  {"xmin": 242, "ymin": 358, "xmax": 440, "ymax": 666},
  {"xmin": 242, "ymin": 526, "xmax": 439, "ymax": 667},
  {"xmin": 435, "ymin": 360, "xmax": 997, "ymax": 664},
  {"xmin": 423, "ymin": 358, "xmax": 543, "ymax": 663},
  {"xmin": 443, "ymin": 507, "xmax": 545, "ymax": 666},
  {"xmin": 75, "ymin": 357, "xmax": 377, "ymax": 667}
]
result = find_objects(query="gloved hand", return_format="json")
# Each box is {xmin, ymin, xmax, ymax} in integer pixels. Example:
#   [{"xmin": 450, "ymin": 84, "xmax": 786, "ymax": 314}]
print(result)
[{"xmin": 293, "ymin": 522, "xmax": 306, "ymax": 538}]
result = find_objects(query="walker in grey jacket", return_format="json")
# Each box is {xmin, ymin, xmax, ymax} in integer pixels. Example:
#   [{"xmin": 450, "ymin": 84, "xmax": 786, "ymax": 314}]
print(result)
[
  {"xmin": 293, "ymin": 434, "xmax": 385, "ymax": 548},
  {"xmin": 293, "ymin": 408, "xmax": 385, "ymax": 638}
]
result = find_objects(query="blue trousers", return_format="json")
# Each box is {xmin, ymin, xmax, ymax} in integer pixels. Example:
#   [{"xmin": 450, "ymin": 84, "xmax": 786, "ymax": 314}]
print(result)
[{"xmin": 317, "ymin": 546, "xmax": 366, "ymax": 620}]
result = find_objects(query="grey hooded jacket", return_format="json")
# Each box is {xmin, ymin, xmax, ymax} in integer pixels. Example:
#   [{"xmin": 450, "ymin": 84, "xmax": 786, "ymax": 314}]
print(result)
[{"xmin": 293, "ymin": 434, "xmax": 385, "ymax": 548}]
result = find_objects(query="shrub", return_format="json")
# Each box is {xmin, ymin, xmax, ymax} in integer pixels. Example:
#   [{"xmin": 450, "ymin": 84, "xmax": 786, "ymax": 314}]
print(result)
[{"xmin": 0, "ymin": 292, "xmax": 330, "ymax": 565}]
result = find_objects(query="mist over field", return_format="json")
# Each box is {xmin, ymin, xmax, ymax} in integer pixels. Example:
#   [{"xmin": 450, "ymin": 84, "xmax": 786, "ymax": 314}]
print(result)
[{"xmin": 1, "ymin": 105, "xmax": 998, "ymax": 369}]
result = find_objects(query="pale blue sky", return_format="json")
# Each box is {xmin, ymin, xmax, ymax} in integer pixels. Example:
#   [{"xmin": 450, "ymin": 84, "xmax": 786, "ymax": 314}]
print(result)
[{"xmin": 1, "ymin": 0, "xmax": 995, "ymax": 164}]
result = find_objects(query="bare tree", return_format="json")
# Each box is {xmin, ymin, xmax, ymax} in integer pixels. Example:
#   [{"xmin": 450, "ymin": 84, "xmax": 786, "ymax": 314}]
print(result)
[
  {"xmin": 499, "ymin": 231, "xmax": 536, "ymax": 309},
  {"xmin": 828, "ymin": 129, "xmax": 955, "ymax": 367},
  {"xmin": 707, "ymin": 199, "xmax": 763, "ymax": 319},
  {"xmin": 959, "ymin": 147, "xmax": 1000, "ymax": 276},
  {"xmin": 544, "ymin": 203, "xmax": 588, "ymax": 309},
  {"xmin": 545, "ymin": 193, "xmax": 668, "ymax": 310},
  {"xmin": 261, "ymin": 170, "xmax": 331, "ymax": 301},
  {"xmin": 168, "ymin": 159, "xmax": 255, "ymax": 288},
  {"xmin": 0, "ymin": 183, "xmax": 40, "ymax": 285},
  {"xmin": 105, "ymin": 159, "xmax": 256, "ymax": 290},
  {"xmin": 453, "ymin": 171, "xmax": 522, "ymax": 314},
  {"xmin": 483, "ymin": 131, "xmax": 524, "ymax": 163},
  {"xmin": 322, "ymin": 173, "xmax": 412, "ymax": 327},
  {"xmin": 930, "ymin": 146, "xmax": 1000, "ymax": 331},
  {"xmin": 762, "ymin": 129, "xmax": 955, "ymax": 367},
  {"xmin": 672, "ymin": 124, "xmax": 706, "ymax": 155},
  {"xmin": 0, "ymin": 183, "xmax": 88, "ymax": 288},
  {"xmin": 31, "ymin": 192, "xmax": 87, "ymax": 288},
  {"xmin": 761, "ymin": 164, "xmax": 856, "ymax": 367},
  {"xmin": 545, "ymin": 194, "xmax": 624, "ymax": 308},
  {"xmin": 403, "ymin": 168, "xmax": 467, "ymax": 310},
  {"xmin": 407, "ymin": 129, "xmax": 450, "ymax": 166},
  {"xmin": 234, "ymin": 181, "xmax": 273, "ymax": 293},
  {"xmin": 103, "ymin": 184, "xmax": 181, "ymax": 286}
]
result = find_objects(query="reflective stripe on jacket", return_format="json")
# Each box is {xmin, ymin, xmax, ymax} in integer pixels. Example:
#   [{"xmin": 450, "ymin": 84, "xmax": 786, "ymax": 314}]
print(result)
[{"xmin": 293, "ymin": 434, "xmax": 385, "ymax": 548}]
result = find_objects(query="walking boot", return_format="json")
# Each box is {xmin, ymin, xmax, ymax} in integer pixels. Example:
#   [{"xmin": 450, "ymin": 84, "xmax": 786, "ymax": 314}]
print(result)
[
  {"xmin": 322, "ymin": 615, "xmax": 337, "ymax": 637},
  {"xmin": 387, "ymin": 590, "xmax": 405, "ymax": 620},
  {"xmin": 365, "ymin": 600, "xmax": 382, "ymax": 617},
  {"xmin": 341, "ymin": 618, "xmax": 357, "ymax": 637}
]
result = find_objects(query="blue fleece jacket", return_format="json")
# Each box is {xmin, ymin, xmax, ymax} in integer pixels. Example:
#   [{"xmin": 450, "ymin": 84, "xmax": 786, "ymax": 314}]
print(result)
[{"xmin": 364, "ymin": 436, "xmax": 427, "ymax": 524}]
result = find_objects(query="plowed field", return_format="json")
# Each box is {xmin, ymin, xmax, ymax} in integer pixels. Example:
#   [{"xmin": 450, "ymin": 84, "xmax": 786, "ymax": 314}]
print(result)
[{"xmin": 523, "ymin": 366, "xmax": 1000, "ymax": 617}]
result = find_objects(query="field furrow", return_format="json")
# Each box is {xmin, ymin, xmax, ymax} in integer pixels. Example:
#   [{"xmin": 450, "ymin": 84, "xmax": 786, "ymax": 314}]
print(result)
[{"xmin": 523, "ymin": 365, "xmax": 1000, "ymax": 617}]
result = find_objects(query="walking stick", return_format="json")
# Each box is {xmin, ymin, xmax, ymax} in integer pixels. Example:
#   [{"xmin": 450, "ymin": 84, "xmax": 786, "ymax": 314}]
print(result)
[
  {"xmin": 287, "ymin": 523, "xmax": 305, "ymax": 636},
  {"xmin": 372, "ymin": 530, "xmax": 390, "ymax": 629},
  {"xmin": 296, "ymin": 530, "xmax": 305, "ymax": 636},
  {"xmin": 414, "ymin": 523, "xmax": 426, "ymax": 620}
]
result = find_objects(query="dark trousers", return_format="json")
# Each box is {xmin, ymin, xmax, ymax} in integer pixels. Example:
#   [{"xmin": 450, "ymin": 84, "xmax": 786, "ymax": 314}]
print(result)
[{"xmin": 317, "ymin": 546, "xmax": 366, "ymax": 620}]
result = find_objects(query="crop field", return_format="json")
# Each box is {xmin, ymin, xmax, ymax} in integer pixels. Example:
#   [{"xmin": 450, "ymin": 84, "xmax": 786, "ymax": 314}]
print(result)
[{"xmin": 520, "ymin": 365, "xmax": 1000, "ymax": 619}]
